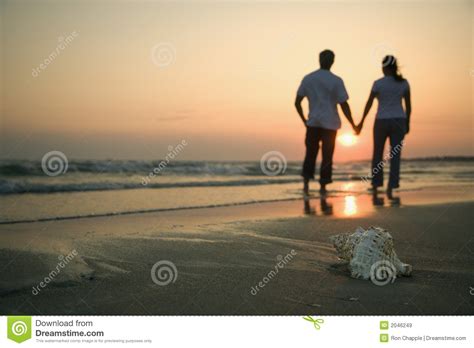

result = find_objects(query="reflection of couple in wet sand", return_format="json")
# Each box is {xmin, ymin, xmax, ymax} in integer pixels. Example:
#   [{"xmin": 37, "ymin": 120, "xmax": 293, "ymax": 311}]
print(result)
[{"xmin": 295, "ymin": 49, "xmax": 411, "ymax": 200}]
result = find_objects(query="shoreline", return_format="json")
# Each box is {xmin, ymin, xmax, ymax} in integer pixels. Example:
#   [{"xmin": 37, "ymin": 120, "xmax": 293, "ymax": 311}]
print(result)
[{"xmin": 1, "ymin": 184, "xmax": 472, "ymax": 225}]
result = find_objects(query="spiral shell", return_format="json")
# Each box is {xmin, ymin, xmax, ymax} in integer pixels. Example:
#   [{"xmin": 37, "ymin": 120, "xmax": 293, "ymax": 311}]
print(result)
[{"xmin": 330, "ymin": 226, "xmax": 411, "ymax": 285}]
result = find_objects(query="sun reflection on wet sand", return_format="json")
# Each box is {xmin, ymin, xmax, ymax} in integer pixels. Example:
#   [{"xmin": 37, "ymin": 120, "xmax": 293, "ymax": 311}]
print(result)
[
  {"xmin": 343, "ymin": 195, "xmax": 358, "ymax": 216},
  {"xmin": 304, "ymin": 193, "xmax": 380, "ymax": 218}
]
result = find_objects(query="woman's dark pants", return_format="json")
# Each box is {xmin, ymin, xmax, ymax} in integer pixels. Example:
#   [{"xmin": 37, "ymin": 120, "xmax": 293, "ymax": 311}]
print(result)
[{"xmin": 371, "ymin": 118, "xmax": 406, "ymax": 189}]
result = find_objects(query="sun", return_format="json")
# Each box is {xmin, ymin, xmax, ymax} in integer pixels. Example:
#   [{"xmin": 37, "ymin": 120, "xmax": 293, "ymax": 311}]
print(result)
[{"xmin": 338, "ymin": 133, "xmax": 358, "ymax": 146}]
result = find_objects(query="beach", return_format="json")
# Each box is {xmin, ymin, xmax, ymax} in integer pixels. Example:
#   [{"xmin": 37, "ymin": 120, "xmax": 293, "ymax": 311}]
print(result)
[
  {"xmin": 1, "ymin": 184, "xmax": 473, "ymax": 315},
  {"xmin": 2, "ymin": 2, "xmax": 473, "ymax": 346}
]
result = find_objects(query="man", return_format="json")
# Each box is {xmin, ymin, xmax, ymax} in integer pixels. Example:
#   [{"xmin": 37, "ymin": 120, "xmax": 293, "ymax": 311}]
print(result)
[{"xmin": 295, "ymin": 49, "xmax": 357, "ymax": 195}]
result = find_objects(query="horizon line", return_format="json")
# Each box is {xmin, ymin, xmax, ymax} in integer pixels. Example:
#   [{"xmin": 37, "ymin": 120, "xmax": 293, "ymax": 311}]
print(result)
[{"xmin": 1, "ymin": 155, "xmax": 473, "ymax": 163}]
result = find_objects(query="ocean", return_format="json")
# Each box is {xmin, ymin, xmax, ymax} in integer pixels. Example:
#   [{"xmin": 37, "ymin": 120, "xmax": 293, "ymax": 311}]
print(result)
[{"xmin": 1, "ymin": 157, "xmax": 473, "ymax": 223}]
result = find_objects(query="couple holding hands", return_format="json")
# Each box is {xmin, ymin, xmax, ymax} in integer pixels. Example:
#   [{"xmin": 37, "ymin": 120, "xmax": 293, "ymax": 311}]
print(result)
[{"xmin": 295, "ymin": 49, "xmax": 411, "ymax": 198}]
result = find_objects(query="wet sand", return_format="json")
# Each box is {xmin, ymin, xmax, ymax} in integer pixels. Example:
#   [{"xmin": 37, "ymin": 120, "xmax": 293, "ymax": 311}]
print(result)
[{"xmin": 0, "ymin": 186, "xmax": 473, "ymax": 315}]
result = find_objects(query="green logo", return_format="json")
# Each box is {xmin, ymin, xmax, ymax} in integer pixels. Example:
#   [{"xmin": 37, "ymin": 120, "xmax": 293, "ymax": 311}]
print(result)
[
  {"xmin": 380, "ymin": 320, "xmax": 389, "ymax": 330},
  {"xmin": 380, "ymin": 333, "xmax": 389, "ymax": 343},
  {"xmin": 7, "ymin": 316, "xmax": 32, "ymax": 343},
  {"xmin": 303, "ymin": 316, "xmax": 324, "ymax": 330}
]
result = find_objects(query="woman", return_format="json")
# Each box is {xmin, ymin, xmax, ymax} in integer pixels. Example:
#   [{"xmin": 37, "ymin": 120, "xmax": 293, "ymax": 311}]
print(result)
[{"xmin": 357, "ymin": 55, "xmax": 411, "ymax": 198}]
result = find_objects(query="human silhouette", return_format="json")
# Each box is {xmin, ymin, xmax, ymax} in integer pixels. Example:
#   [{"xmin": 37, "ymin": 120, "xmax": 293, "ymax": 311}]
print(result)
[
  {"xmin": 295, "ymin": 50, "xmax": 358, "ymax": 196},
  {"xmin": 357, "ymin": 55, "xmax": 411, "ymax": 198}
]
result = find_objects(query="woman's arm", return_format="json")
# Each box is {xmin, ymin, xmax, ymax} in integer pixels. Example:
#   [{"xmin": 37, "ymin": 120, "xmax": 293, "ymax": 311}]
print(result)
[
  {"xmin": 403, "ymin": 88, "xmax": 411, "ymax": 134},
  {"xmin": 358, "ymin": 91, "xmax": 376, "ymax": 133}
]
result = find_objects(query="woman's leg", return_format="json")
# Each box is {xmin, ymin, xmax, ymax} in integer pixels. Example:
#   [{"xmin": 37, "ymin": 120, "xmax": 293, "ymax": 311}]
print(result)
[
  {"xmin": 371, "ymin": 120, "xmax": 388, "ymax": 188},
  {"xmin": 388, "ymin": 119, "xmax": 406, "ymax": 189}
]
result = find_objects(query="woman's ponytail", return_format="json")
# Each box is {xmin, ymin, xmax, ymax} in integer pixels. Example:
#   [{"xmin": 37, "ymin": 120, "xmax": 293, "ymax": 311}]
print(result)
[{"xmin": 383, "ymin": 55, "xmax": 404, "ymax": 82}]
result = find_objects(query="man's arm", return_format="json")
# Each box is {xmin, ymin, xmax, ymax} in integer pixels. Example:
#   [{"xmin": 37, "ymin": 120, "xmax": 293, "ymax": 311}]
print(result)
[
  {"xmin": 336, "ymin": 79, "xmax": 357, "ymax": 134},
  {"xmin": 339, "ymin": 101, "xmax": 357, "ymax": 133},
  {"xmin": 294, "ymin": 94, "xmax": 307, "ymax": 127},
  {"xmin": 403, "ymin": 88, "xmax": 411, "ymax": 134}
]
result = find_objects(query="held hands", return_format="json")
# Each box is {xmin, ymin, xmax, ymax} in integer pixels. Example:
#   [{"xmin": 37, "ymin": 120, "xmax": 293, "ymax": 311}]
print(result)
[{"xmin": 352, "ymin": 122, "xmax": 363, "ymax": 135}]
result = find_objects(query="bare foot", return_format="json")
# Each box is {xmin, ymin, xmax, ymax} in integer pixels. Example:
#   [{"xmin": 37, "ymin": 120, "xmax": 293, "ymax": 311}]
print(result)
[
  {"xmin": 386, "ymin": 187, "xmax": 393, "ymax": 200},
  {"xmin": 319, "ymin": 184, "xmax": 327, "ymax": 196},
  {"xmin": 303, "ymin": 179, "xmax": 309, "ymax": 196}
]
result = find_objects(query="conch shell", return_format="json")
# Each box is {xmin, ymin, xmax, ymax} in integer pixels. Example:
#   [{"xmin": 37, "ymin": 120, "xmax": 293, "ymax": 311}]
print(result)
[{"xmin": 330, "ymin": 226, "xmax": 412, "ymax": 281}]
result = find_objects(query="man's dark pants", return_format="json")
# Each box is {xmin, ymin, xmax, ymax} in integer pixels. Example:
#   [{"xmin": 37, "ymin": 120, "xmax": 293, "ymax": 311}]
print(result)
[{"xmin": 301, "ymin": 126, "xmax": 337, "ymax": 184}]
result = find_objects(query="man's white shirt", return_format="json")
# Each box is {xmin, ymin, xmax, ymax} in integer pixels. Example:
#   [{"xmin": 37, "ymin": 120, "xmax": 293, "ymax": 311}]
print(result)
[{"xmin": 297, "ymin": 69, "xmax": 349, "ymax": 130}]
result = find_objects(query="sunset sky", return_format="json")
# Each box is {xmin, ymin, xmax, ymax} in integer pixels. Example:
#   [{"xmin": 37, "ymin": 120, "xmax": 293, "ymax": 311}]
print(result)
[{"xmin": 1, "ymin": 0, "xmax": 472, "ymax": 161}]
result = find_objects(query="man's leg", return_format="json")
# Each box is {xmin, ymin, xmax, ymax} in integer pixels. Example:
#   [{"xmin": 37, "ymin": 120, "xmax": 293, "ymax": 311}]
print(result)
[
  {"xmin": 387, "ymin": 118, "xmax": 406, "ymax": 197},
  {"xmin": 319, "ymin": 128, "xmax": 337, "ymax": 193},
  {"xmin": 371, "ymin": 119, "xmax": 388, "ymax": 190},
  {"xmin": 301, "ymin": 127, "xmax": 319, "ymax": 194}
]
